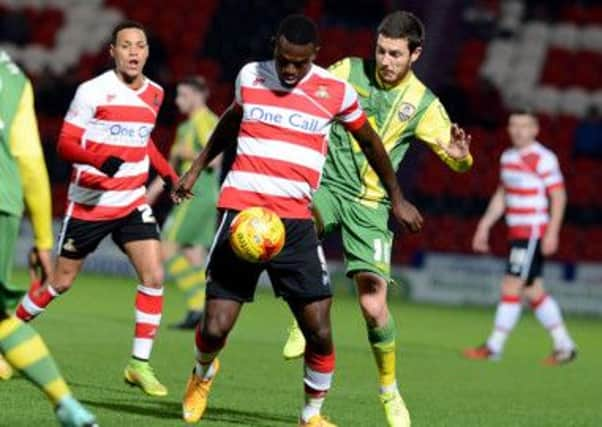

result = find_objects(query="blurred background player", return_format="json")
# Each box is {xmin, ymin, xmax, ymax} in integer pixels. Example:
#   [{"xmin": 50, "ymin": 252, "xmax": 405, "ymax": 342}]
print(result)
[
  {"xmin": 281, "ymin": 11, "xmax": 472, "ymax": 426},
  {"xmin": 172, "ymin": 14, "xmax": 422, "ymax": 427},
  {"xmin": 464, "ymin": 109, "xmax": 577, "ymax": 365},
  {"xmin": 0, "ymin": 49, "xmax": 97, "ymax": 427},
  {"xmin": 147, "ymin": 76, "xmax": 219, "ymax": 329},
  {"xmin": 13, "ymin": 21, "xmax": 179, "ymax": 397}
]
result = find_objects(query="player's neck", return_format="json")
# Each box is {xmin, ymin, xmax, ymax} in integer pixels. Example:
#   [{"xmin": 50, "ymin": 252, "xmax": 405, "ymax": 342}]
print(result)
[
  {"xmin": 114, "ymin": 69, "xmax": 145, "ymax": 90},
  {"xmin": 188, "ymin": 105, "xmax": 207, "ymax": 118},
  {"xmin": 515, "ymin": 140, "xmax": 537, "ymax": 151}
]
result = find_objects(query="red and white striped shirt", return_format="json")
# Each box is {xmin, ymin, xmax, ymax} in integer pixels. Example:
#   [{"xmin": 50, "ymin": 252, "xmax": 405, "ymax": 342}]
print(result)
[
  {"xmin": 500, "ymin": 142, "xmax": 564, "ymax": 239},
  {"xmin": 61, "ymin": 70, "xmax": 163, "ymax": 220},
  {"xmin": 219, "ymin": 61, "xmax": 367, "ymax": 219}
]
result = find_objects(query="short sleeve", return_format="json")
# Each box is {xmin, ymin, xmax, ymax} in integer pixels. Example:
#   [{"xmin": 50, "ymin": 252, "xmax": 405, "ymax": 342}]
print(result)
[
  {"xmin": 538, "ymin": 152, "xmax": 564, "ymax": 193},
  {"xmin": 415, "ymin": 98, "xmax": 452, "ymax": 145},
  {"xmin": 64, "ymin": 84, "xmax": 95, "ymax": 131},
  {"xmin": 337, "ymin": 81, "xmax": 366, "ymax": 131}
]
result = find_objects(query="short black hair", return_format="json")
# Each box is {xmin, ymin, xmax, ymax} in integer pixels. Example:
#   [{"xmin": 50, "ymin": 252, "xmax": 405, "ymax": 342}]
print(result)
[
  {"xmin": 111, "ymin": 20, "xmax": 147, "ymax": 45},
  {"xmin": 508, "ymin": 107, "xmax": 538, "ymax": 121},
  {"xmin": 377, "ymin": 11, "xmax": 425, "ymax": 52},
  {"xmin": 179, "ymin": 76, "xmax": 209, "ymax": 95},
  {"xmin": 276, "ymin": 14, "xmax": 319, "ymax": 46}
]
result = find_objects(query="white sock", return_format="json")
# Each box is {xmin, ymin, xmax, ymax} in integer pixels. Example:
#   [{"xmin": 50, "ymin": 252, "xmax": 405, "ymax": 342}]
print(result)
[
  {"xmin": 486, "ymin": 296, "xmax": 522, "ymax": 354},
  {"xmin": 532, "ymin": 295, "xmax": 575, "ymax": 351},
  {"xmin": 194, "ymin": 360, "xmax": 217, "ymax": 380},
  {"xmin": 301, "ymin": 395, "xmax": 324, "ymax": 422},
  {"xmin": 380, "ymin": 381, "xmax": 398, "ymax": 395}
]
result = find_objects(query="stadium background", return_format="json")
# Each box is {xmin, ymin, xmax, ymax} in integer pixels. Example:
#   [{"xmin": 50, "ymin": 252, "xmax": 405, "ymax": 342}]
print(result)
[
  {"xmin": 2, "ymin": 1, "xmax": 602, "ymax": 426},
  {"xmin": 3, "ymin": 0, "xmax": 601, "ymax": 312}
]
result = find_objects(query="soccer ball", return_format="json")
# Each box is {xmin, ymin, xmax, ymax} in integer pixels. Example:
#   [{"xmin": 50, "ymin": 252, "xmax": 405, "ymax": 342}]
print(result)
[{"xmin": 229, "ymin": 207, "xmax": 286, "ymax": 263}]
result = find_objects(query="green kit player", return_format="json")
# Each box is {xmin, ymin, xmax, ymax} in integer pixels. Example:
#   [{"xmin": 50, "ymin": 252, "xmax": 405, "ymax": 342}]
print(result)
[
  {"xmin": 148, "ymin": 76, "xmax": 219, "ymax": 329},
  {"xmin": 282, "ymin": 11, "xmax": 473, "ymax": 426},
  {"xmin": 0, "ymin": 50, "xmax": 97, "ymax": 427}
]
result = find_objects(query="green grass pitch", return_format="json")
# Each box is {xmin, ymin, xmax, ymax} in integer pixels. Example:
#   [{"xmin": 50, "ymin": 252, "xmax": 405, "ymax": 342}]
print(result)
[{"xmin": 2, "ymin": 270, "xmax": 600, "ymax": 426}]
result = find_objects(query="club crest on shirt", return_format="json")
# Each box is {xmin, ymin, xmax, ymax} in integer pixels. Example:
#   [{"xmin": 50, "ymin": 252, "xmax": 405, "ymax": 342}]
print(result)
[
  {"xmin": 314, "ymin": 85, "xmax": 329, "ymax": 99},
  {"xmin": 398, "ymin": 102, "xmax": 416, "ymax": 122},
  {"xmin": 106, "ymin": 94, "xmax": 116, "ymax": 103}
]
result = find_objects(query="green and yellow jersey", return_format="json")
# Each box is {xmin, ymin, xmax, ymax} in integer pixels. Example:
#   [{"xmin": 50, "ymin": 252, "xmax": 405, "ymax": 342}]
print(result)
[
  {"xmin": 171, "ymin": 107, "xmax": 219, "ymax": 193},
  {"xmin": 322, "ymin": 57, "xmax": 473, "ymax": 208},
  {"xmin": 0, "ymin": 51, "xmax": 53, "ymax": 250}
]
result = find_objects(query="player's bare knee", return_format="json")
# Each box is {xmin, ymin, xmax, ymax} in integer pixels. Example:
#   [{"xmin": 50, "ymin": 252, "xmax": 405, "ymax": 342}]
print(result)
[
  {"xmin": 501, "ymin": 276, "xmax": 523, "ymax": 295},
  {"xmin": 303, "ymin": 322, "xmax": 332, "ymax": 348}
]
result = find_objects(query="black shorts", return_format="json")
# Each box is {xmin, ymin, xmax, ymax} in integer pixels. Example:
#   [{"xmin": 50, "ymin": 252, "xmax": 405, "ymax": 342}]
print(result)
[
  {"xmin": 58, "ymin": 204, "xmax": 160, "ymax": 259},
  {"xmin": 205, "ymin": 210, "xmax": 332, "ymax": 303},
  {"xmin": 505, "ymin": 239, "xmax": 544, "ymax": 285}
]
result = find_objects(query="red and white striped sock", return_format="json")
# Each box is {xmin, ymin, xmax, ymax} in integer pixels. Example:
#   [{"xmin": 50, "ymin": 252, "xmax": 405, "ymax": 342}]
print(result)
[
  {"xmin": 132, "ymin": 285, "xmax": 163, "ymax": 360},
  {"xmin": 301, "ymin": 350, "xmax": 335, "ymax": 423},
  {"xmin": 15, "ymin": 280, "xmax": 60, "ymax": 322},
  {"xmin": 531, "ymin": 294, "xmax": 575, "ymax": 351},
  {"xmin": 193, "ymin": 324, "xmax": 225, "ymax": 380},
  {"xmin": 486, "ymin": 294, "xmax": 522, "ymax": 354}
]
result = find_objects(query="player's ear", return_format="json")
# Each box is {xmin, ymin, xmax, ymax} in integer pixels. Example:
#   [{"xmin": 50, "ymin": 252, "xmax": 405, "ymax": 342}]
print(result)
[
  {"xmin": 109, "ymin": 43, "xmax": 115, "ymax": 59},
  {"xmin": 410, "ymin": 46, "xmax": 422, "ymax": 64}
]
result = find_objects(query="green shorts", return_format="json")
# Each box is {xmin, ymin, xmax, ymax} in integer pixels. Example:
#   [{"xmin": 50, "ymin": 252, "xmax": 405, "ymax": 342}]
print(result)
[
  {"xmin": 313, "ymin": 186, "xmax": 392, "ymax": 281},
  {"xmin": 0, "ymin": 213, "xmax": 24, "ymax": 312},
  {"xmin": 161, "ymin": 173, "xmax": 218, "ymax": 248}
]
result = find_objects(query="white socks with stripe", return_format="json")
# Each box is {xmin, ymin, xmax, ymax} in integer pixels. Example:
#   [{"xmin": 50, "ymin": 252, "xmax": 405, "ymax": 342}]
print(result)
[
  {"xmin": 486, "ymin": 295, "xmax": 522, "ymax": 354},
  {"xmin": 532, "ymin": 295, "xmax": 575, "ymax": 351}
]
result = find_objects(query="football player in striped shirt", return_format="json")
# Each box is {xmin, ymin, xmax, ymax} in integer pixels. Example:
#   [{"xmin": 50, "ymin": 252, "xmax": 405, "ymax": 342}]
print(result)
[
  {"xmin": 0, "ymin": 49, "xmax": 97, "ymax": 426},
  {"xmin": 464, "ymin": 109, "xmax": 577, "ymax": 365},
  {"xmin": 172, "ymin": 14, "xmax": 423, "ymax": 427},
  {"xmin": 14, "ymin": 21, "xmax": 178, "ymax": 397},
  {"xmin": 281, "ymin": 11, "xmax": 473, "ymax": 426}
]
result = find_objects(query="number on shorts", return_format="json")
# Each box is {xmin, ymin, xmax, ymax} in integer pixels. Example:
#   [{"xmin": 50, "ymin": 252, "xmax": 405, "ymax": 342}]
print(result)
[
  {"xmin": 509, "ymin": 247, "xmax": 527, "ymax": 274},
  {"xmin": 373, "ymin": 239, "xmax": 391, "ymax": 264},
  {"xmin": 138, "ymin": 204, "xmax": 156, "ymax": 223}
]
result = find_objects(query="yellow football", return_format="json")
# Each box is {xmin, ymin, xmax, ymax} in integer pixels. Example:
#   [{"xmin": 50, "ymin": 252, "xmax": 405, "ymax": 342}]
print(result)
[{"xmin": 229, "ymin": 207, "xmax": 286, "ymax": 263}]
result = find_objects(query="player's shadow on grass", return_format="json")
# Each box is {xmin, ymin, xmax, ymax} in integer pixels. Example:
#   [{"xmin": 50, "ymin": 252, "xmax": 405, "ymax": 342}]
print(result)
[
  {"xmin": 81, "ymin": 398, "xmax": 179, "ymax": 420},
  {"xmin": 70, "ymin": 381, "xmax": 135, "ymax": 396},
  {"xmin": 81, "ymin": 399, "xmax": 296, "ymax": 425},
  {"xmin": 204, "ymin": 406, "xmax": 297, "ymax": 426}
]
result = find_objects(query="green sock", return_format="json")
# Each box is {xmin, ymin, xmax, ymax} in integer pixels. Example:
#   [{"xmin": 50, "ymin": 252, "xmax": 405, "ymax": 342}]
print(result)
[{"xmin": 367, "ymin": 315, "xmax": 397, "ymax": 391}]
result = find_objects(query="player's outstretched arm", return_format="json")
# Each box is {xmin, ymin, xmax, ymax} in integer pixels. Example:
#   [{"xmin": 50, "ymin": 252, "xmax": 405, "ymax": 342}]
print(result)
[
  {"xmin": 351, "ymin": 122, "xmax": 423, "ymax": 233},
  {"xmin": 473, "ymin": 185, "xmax": 505, "ymax": 253},
  {"xmin": 172, "ymin": 104, "xmax": 242, "ymax": 203}
]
